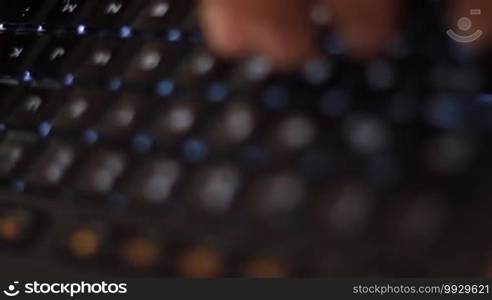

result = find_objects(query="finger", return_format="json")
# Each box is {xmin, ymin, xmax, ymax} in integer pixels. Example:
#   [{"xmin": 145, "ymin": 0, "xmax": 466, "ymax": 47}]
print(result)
[
  {"xmin": 198, "ymin": 0, "xmax": 252, "ymax": 58},
  {"xmin": 449, "ymin": 0, "xmax": 492, "ymax": 49},
  {"xmin": 199, "ymin": 0, "xmax": 317, "ymax": 68},
  {"xmin": 321, "ymin": 0, "xmax": 400, "ymax": 58},
  {"xmin": 245, "ymin": 0, "xmax": 317, "ymax": 68}
]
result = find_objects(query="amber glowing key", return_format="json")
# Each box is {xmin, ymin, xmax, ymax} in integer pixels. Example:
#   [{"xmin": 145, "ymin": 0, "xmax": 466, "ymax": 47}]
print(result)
[
  {"xmin": 120, "ymin": 236, "xmax": 159, "ymax": 268},
  {"xmin": 0, "ymin": 209, "xmax": 33, "ymax": 244},
  {"xmin": 243, "ymin": 257, "xmax": 289, "ymax": 278},
  {"xmin": 0, "ymin": 217, "xmax": 23, "ymax": 242},
  {"xmin": 69, "ymin": 228, "xmax": 100, "ymax": 259},
  {"xmin": 178, "ymin": 247, "xmax": 223, "ymax": 278}
]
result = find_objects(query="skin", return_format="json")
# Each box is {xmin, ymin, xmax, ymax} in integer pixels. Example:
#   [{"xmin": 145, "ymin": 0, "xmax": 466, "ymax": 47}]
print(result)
[{"xmin": 199, "ymin": 0, "xmax": 492, "ymax": 68}]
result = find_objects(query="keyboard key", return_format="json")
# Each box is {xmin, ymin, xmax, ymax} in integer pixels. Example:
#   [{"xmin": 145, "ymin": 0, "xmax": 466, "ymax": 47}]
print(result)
[
  {"xmin": 0, "ymin": 34, "xmax": 47, "ymax": 75},
  {"xmin": 76, "ymin": 149, "xmax": 126, "ymax": 196},
  {"xmin": 151, "ymin": 100, "xmax": 203, "ymax": 143},
  {"xmin": 205, "ymin": 101, "xmax": 257, "ymax": 147},
  {"xmin": 0, "ymin": 143, "xmax": 24, "ymax": 178},
  {"xmin": 343, "ymin": 114, "xmax": 391, "ymax": 154},
  {"xmin": 45, "ymin": 0, "xmax": 88, "ymax": 25},
  {"xmin": 269, "ymin": 115, "xmax": 317, "ymax": 153},
  {"xmin": 177, "ymin": 50, "xmax": 223, "ymax": 83},
  {"xmin": 97, "ymin": 93, "xmax": 147, "ymax": 139},
  {"xmin": 118, "ymin": 235, "xmax": 160, "ymax": 269},
  {"xmin": 52, "ymin": 89, "xmax": 114, "ymax": 132},
  {"xmin": 301, "ymin": 57, "xmax": 333, "ymax": 86},
  {"xmin": 317, "ymin": 184, "xmax": 375, "ymax": 236},
  {"xmin": 126, "ymin": 158, "xmax": 181, "ymax": 205},
  {"xmin": 5, "ymin": 87, "xmax": 64, "ymax": 128},
  {"xmin": 75, "ymin": 38, "xmax": 139, "ymax": 79},
  {"xmin": 234, "ymin": 56, "xmax": 273, "ymax": 83},
  {"xmin": 26, "ymin": 140, "xmax": 76, "ymax": 188},
  {"xmin": 177, "ymin": 246, "xmax": 223, "ymax": 278},
  {"xmin": 132, "ymin": 0, "xmax": 191, "ymax": 30},
  {"xmin": 0, "ymin": 131, "xmax": 39, "ymax": 179},
  {"xmin": 187, "ymin": 165, "xmax": 241, "ymax": 215},
  {"xmin": 79, "ymin": 0, "xmax": 143, "ymax": 28},
  {"xmin": 124, "ymin": 42, "xmax": 185, "ymax": 82},
  {"xmin": 31, "ymin": 37, "xmax": 79, "ymax": 77},
  {"xmin": 0, "ymin": 206, "xmax": 42, "ymax": 247},
  {"xmin": 246, "ymin": 173, "xmax": 306, "ymax": 222},
  {"xmin": 67, "ymin": 223, "xmax": 107, "ymax": 260},
  {"xmin": 243, "ymin": 256, "xmax": 289, "ymax": 278}
]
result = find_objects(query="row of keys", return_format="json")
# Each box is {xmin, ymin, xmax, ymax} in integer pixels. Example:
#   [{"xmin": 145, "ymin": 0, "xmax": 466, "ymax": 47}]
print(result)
[
  {"xmin": 0, "ymin": 84, "xmax": 331, "ymax": 153},
  {"xmin": 0, "ymin": 135, "xmax": 481, "ymax": 234},
  {"xmin": 1, "ymin": 138, "xmax": 312, "ymax": 222},
  {"xmin": 62, "ymin": 221, "xmax": 292, "ymax": 276},
  {"xmin": 0, "ymin": 0, "xmax": 193, "ymax": 29},
  {"xmin": 0, "ymin": 204, "xmax": 293, "ymax": 276},
  {"xmin": 1, "ymin": 29, "xmax": 485, "ymax": 95},
  {"xmin": 0, "ymin": 34, "xmax": 188, "ymax": 81},
  {"xmin": 0, "ymin": 199, "xmax": 487, "ymax": 276},
  {"xmin": 1, "ymin": 86, "xmax": 487, "ymax": 162}
]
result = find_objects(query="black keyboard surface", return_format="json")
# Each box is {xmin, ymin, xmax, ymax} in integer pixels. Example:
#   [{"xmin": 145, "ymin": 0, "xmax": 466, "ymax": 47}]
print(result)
[{"xmin": 0, "ymin": 0, "xmax": 492, "ymax": 277}]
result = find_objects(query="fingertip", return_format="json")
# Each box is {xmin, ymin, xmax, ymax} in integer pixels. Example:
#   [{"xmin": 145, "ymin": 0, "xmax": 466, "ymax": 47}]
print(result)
[
  {"xmin": 322, "ymin": 0, "xmax": 399, "ymax": 60},
  {"xmin": 200, "ymin": 0, "xmax": 317, "ymax": 69},
  {"xmin": 251, "ymin": 0, "xmax": 318, "ymax": 69},
  {"xmin": 199, "ymin": 0, "xmax": 251, "ymax": 58},
  {"xmin": 255, "ymin": 26, "xmax": 318, "ymax": 70}
]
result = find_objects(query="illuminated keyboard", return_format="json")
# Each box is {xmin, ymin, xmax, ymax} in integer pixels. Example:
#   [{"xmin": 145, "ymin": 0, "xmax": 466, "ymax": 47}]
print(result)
[{"xmin": 0, "ymin": 0, "xmax": 491, "ymax": 277}]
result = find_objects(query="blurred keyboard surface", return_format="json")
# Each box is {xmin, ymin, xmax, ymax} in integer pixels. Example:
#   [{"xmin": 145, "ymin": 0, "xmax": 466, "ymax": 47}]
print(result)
[{"xmin": 0, "ymin": 0, "xmax": 492, "ymax": 277}]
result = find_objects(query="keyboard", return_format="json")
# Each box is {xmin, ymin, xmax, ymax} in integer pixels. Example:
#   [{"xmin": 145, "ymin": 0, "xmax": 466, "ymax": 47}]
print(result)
[{"xmin": 0, "ymin": 0, "xmax": 491, "ymax": 277}]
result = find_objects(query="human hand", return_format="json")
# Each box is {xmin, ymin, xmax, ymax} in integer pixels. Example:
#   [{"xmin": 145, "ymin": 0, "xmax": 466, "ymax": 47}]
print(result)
[{"xmin": 198, "ymin": 0, "xmax": 492, "ymax": 68}]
